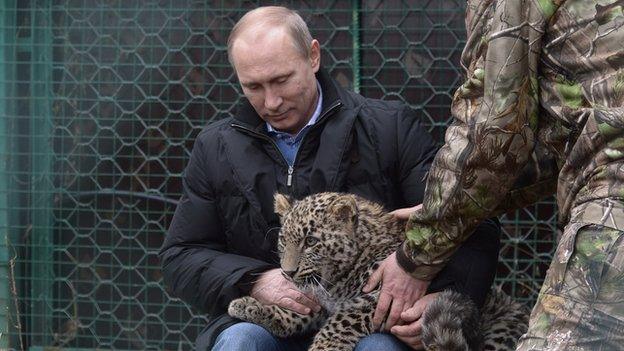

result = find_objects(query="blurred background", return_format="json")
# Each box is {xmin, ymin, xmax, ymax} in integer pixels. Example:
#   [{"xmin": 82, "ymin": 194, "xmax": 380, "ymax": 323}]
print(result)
[{"xmin": 0, "ymin": 0, "xmax": 557, "ymax": 350}]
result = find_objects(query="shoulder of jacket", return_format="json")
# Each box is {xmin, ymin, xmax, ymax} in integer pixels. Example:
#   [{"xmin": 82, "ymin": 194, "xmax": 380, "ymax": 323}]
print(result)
[
  {"xmin": 346, "ymin": 91, "xmax": 403, "ymax": 112},
  {"xmin": 350, "ymin": 94, "xmax": 405, "ymax": 121},
  {"xmin": 195, "ymin": 117, "xmax": 233, "ymax": 139}
]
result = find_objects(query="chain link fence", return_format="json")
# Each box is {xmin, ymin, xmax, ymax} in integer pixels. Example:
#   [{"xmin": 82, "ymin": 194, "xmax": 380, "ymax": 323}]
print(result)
[{"xmin": 0, "ymin": 0, "xmax": 557, "ymax": 349}]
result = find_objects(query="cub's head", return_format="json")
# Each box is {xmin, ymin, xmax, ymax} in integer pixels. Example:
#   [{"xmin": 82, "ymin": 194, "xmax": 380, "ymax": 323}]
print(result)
[{"xmin": 274, "ymin": 192, "xmax": 360, "ymax": 289}]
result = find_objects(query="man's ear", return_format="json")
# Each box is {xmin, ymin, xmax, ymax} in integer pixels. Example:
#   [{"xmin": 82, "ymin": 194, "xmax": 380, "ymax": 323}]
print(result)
[
  {"xmin": 274, "ymin": 193, "xmax": 293, "ymax": 217},
  {"xmin": 310, "ymin": 39, "xmax": 321, "ymax": 73},
  {"xmin": 328, "ymin": 194, "xmax": 358, "ymax": 233}
]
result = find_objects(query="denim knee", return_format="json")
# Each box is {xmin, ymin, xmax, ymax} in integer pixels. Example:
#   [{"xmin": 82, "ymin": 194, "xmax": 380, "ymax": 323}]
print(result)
[
  {"xmin": 212, "ymin": 322, "xmax": 278, "ymax": 351},
  {"xmin": 354, "ymin": 333, "xmax": 411, "ymax": 351}
]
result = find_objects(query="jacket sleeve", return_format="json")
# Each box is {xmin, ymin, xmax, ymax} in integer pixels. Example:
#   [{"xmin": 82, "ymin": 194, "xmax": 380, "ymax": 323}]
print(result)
[
  {"xmin": 396, "ymin": 0, "xmax": 559, "ymax": 279},
  {"xmin": 159, "ymin": 134, "xmax": 274, "ymax": 316},
  {"xmin": 396, "ymin": 102, "xmax": 502, "ymax": 306}
]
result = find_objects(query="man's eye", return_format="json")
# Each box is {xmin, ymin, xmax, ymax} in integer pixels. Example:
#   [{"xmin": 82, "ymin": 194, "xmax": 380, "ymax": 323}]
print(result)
[{"xmin": 304, "ymin": 236, "xmax": 319, "ymax": 246}]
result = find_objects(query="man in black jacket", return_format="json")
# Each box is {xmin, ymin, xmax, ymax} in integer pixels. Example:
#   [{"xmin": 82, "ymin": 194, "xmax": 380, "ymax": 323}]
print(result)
[{"xmin": 159, "ymin": 6, "xmax": 500, "ymax": 351}]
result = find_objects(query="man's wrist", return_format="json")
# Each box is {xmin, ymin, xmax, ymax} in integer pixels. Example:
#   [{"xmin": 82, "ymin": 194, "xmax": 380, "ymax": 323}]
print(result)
[
  {"xmin": 395, "ymin": 243, "xmax": 441, "ymax": 281},
  {"xmin": 237, "ymin": 268, "xmax": 272, "ymax": 296},
  {"xmin": 395, "ymin": 243, "xmax": 418, "ymax": 273},
  {"xmin": 236, "ymin": 272, "xmax": 258, "ymax": 296}
]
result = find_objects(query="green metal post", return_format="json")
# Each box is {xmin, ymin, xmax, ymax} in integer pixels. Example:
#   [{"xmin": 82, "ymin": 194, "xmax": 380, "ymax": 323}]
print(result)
[
  {"xmin": 351, "ymin": 0, "xmax": 361, "ymax": 93},
  {"xmin": 29, "ymin": 0, "xmax": 54, "ymax": 346},
  {"xmin": 0, "ymin": 1, "xmax": 17, "ymax": 348},
  {"xmin": 0, "ymin": 2, "xmax": 10, "ymax": 346}
]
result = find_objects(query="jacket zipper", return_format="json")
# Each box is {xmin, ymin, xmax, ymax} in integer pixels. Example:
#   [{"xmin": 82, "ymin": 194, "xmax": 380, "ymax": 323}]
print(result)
[
  {"xmin": 231, "ymin": 101, "xmax": 343, "ymax": 190},
  {"xmin": 230, "ymin": 124, "xmax": 291, "ymax": 174},
  {"xmin": 287, "ymin": 166, "xmax": 294, "ymax": 187}
]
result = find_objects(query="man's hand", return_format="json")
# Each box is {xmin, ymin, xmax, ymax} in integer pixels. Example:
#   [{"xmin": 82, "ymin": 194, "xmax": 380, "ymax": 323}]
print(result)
[
  {"xmin": 389, "ymin": 203, "xmax": 422, "ymax": 220},
  {"xmin": 362, "ymin": 252, "xmax": 430, "ymax": 331},
  {"xmin": 250, "ymin": 268, "xmax": 321, "ymax": 315},
  {"xmin": 390, "ymin": 292, "xmax": 440, "ymax": 350}
]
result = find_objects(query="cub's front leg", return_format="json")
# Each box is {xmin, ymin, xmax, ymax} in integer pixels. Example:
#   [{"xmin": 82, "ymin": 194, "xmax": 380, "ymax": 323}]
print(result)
[
  {"xmin": 228, "ymin": 296, "xmax": 323, "ymax": 338},
  {"xmin": 308, "ymin": 295, "xmax": 376, "ymax": 351}
]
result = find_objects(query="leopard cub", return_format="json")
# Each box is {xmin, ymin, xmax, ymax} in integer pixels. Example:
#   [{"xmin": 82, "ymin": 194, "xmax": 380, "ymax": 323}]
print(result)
[{"xmin": 228, "ymin": 192, "xmax": 528, "ymax": 351}]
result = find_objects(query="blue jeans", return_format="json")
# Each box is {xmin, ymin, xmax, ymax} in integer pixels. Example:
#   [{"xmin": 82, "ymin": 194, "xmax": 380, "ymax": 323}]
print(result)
[{"xmin": 212, "ymin": 322, "xmax": 410, "ymax": 351}]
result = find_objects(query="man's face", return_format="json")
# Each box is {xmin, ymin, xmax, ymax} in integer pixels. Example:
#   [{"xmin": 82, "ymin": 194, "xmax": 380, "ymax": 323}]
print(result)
[{"xmin": 231, "ymin": 27, "xmax": 320, "ymax": 135}]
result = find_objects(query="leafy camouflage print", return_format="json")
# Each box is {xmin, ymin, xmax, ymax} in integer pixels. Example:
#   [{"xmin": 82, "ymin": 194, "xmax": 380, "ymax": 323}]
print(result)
[
  {"xmin": 398, "ymin": 0, "xmax": 624, "ymax": 280},
  {"xmin": 396, "ymin": 0, "xmax": 624, "ymax": 348},
  {"xmin": 517, "ymin": 201, "xmax": 624, "ymax": 350}
]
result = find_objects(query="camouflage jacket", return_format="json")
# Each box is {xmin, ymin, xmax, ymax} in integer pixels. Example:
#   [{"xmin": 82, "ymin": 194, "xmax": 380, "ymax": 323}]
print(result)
[{"xmin": 397, "ymin": 0, "xmax": 624, "ymax": 279}]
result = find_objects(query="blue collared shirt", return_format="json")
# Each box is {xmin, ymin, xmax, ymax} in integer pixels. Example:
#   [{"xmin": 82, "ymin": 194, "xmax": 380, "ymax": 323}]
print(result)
[{"xmin": 266, "ymin": 81, "xmax": 323, "ymax": 166}]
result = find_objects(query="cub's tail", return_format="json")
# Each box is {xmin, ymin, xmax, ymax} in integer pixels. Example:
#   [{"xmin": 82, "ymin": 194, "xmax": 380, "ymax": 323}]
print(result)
[
  {"xmin": 422, "ymin": 290, "xmax": 482, "ymax": 351},
  {"xmin": 422, "ymin": 289, "xmax": 529, "ymax": 351},
  {"xmin": 480, "ymin": 288, "xmax": 530, "ymax": 351}
]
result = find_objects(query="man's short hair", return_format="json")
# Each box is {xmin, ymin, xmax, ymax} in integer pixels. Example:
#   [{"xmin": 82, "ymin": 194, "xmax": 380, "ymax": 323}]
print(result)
[{"xmin": 227, "ymin": 6, "xmax": 313, "ymax": 66}]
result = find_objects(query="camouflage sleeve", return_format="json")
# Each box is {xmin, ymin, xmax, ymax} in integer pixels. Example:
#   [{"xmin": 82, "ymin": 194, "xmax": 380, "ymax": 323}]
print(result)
[{"xmin": 396, "ymin": 0, "xmax": 561, "ymax": 279}]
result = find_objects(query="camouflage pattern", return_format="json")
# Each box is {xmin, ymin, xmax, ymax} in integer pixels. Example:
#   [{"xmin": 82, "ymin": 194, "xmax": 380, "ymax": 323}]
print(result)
[
  {"xmin": 395, "ymin": 0, "xmax": 624, "ymax": 348},
  {"xmin": 516, "ymin": 199, "xmax": 624, "ymax": 350}
]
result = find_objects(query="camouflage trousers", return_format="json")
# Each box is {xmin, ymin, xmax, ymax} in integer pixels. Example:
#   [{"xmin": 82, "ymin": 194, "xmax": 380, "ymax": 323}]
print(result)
[{"xmin": 517, "ymin": 199, "xmax": 624, "ymax": 350}]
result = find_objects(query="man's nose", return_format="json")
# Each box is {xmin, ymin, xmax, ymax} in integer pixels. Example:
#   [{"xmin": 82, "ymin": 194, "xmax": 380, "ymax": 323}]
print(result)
[{"xmin": 264, "ymin": 89, "xmax": 283, "ymax": 110}]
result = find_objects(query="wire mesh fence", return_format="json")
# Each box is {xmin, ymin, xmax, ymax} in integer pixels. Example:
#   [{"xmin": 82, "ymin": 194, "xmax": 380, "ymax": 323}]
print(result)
[{"xmin": 0, "ymin": 0, "xmax": 557, "ymax": 349}]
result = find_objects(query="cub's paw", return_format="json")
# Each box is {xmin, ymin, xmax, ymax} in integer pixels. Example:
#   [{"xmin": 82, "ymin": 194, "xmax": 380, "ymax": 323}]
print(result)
[{"xmin": 228, "ymin": 296, "xmax": 265, "ymax": 322}]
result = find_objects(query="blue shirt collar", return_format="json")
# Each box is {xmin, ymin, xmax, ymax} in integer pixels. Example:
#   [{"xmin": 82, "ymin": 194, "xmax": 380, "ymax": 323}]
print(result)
[{"xmin": 266, "ymin": 80, "xmax": 323, "ymax": 137}]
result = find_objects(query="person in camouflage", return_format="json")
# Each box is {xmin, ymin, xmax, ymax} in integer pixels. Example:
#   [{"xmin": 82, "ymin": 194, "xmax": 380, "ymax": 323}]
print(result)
[{"xmin": 368, "ymin": 0, "xmax": 624, "ymax": 349}]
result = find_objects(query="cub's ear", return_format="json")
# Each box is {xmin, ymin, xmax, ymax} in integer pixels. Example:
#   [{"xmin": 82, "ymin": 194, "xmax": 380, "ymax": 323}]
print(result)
[
  {"xmin": 329, "ymin": 194, "xmax": 358, "ymax": 229},
  {"xmin": 274, "ymin": 193, "xmax": 293, "ymax": 217}
]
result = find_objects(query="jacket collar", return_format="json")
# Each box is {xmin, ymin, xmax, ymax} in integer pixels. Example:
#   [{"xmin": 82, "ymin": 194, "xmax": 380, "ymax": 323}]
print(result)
[{"xmin": 233, "ymin": 68, "xmax": 343, "ymax": 131}]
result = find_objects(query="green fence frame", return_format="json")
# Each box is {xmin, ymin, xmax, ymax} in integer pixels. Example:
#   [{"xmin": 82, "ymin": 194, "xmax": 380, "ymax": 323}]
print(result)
[
  {"xmin": 29, "ymin": 1, "xmax": 55, "ymax": 347},
  {"xmin": 0, "ymin": 0, "xmax": 17, "ymax": 348}
]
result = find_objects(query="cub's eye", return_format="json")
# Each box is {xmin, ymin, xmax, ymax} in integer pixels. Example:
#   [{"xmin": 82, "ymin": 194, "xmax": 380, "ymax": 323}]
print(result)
[{"xmin": 304, "ymin": 236, "xmax": 319, "ymax": 246}]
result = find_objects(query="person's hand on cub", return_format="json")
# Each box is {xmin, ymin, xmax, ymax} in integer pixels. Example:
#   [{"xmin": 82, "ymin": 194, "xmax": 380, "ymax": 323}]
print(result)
[
  {"xmin": 391, "ymin": 292, "xmax": 441, "ymax": 350},
  {"xmin": 389, "ymin": 204, "xmax": 423, "ymax": 220},
  {"xmin": 250, "ymin": 268, "xmax": 321, "ymax": 315},
  {"xmin": 363, "ymin": 252, "xmax": 430, "ymax": 331}
]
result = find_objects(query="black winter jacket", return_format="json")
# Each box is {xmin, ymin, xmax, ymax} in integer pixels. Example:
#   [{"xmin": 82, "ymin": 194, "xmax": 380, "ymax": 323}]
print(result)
[{"xmin": 159, "ymin": 70, "xmax": 498, "ymax": 349}]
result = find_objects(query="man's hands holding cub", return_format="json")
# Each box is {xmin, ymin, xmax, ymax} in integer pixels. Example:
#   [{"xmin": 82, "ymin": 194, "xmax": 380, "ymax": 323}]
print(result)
[
  {"xmin": 363, "ymin": 203, "xmax": 435, "ymax": 350},
  {"xmin": 250, "ymin": 268, "xmax": 321, "ymax": 315},
  {"xmin": 363, "ymin": 251, "xmax": 430, "ymax": 331}
]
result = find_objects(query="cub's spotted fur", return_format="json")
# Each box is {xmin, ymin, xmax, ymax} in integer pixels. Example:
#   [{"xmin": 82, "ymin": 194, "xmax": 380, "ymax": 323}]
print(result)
[{"xmin": 228, "ymin": 192, "xmax": 529, "ymax": 350}]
